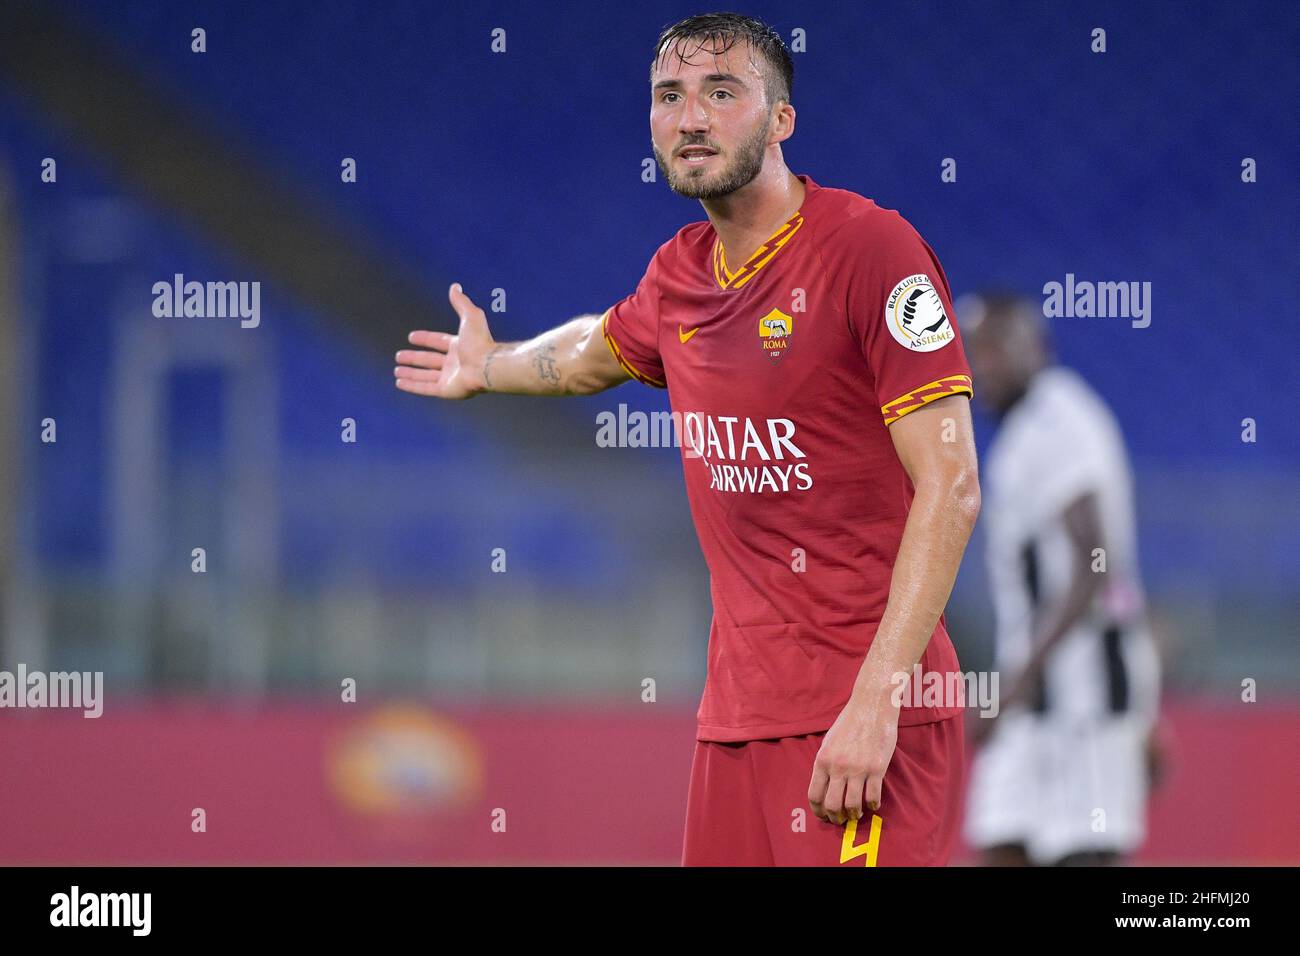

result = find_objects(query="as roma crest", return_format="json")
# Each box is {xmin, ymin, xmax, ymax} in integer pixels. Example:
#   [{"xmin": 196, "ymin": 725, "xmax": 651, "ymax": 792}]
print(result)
[{"xmin": 758, "ymin": 307, "xmax": 793, "ymax": 360}]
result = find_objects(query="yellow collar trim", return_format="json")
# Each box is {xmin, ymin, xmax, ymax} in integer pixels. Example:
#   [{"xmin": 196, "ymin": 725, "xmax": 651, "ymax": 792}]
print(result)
[{"xmin": 711, "ymin": 211, "xmax": 805, "ymax": 291}]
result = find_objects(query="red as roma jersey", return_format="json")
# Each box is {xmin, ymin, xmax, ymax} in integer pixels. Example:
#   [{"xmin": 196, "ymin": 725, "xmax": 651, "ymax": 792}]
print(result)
[{"xmin": 602, "ymin": 174, "xmax": 974, "ymax": 742}]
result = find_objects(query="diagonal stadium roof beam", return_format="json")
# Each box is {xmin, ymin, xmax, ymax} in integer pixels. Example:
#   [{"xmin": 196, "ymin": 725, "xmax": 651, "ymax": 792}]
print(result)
[{"xmin": 0, "ymin": 0, "xmax": 597, "ymax": 451}]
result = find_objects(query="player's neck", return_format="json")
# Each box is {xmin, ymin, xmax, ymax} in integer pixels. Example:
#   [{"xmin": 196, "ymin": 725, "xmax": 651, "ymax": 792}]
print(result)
[{"xmin": 702, "ymin": 166, "xmax": 805, "ymax": 267}]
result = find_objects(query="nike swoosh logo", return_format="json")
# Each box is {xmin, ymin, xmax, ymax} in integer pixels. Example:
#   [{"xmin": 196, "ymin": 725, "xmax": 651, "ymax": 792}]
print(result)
[{"xmin": 678, "ymin": 325, "xmax": 700, "ymax": 344}]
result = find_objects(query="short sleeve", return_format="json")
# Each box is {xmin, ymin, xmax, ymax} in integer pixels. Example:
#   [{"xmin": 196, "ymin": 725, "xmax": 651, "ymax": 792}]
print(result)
[
  {"xmin": 844, "ymin": 210, "xmax": 974, "ymax": 425},
  {"xmin": 602, "ymin": 250, "xmax": 667, "ymax": 388}
]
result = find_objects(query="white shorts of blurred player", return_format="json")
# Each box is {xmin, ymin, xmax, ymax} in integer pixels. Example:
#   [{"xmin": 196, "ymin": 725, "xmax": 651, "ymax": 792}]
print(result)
[{"xmin": 963, "ymin": 709, "xmax": 1152, "ymax": 865}]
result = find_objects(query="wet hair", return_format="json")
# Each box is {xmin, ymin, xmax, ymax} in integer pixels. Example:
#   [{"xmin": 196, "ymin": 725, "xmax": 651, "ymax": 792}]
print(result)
[{"xmin": 650, "ymin": 13, "xmax": 794, "ymax": 107}]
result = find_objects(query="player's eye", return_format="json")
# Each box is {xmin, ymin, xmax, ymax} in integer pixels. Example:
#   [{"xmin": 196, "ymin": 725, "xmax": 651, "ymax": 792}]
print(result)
[
  {"xmin": 659, "ymin": 92, "xmax": 680, "ymax": 103},
  {"xmin": 711, "ymin": 89, "xmax": 733, "ymax": 100}
]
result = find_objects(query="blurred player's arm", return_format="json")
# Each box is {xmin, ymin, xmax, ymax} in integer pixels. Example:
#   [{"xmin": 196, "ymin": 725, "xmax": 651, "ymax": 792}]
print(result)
[
  {"xmin": 395, "ymin": 283, "xmax": 630, "ymax": 399},
  {"xmin": 809, "ymin": 394, "xmax": 980, "ymax": 825},
  {"xmin": 1000, "ymin": 491, "xmax": 1105, "ymax": 707}
]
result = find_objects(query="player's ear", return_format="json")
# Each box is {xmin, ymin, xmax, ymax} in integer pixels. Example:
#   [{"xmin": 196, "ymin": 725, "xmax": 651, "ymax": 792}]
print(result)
[{"xmin": 771, "ymin": 101, "xmax": 796, "ymax": 142}]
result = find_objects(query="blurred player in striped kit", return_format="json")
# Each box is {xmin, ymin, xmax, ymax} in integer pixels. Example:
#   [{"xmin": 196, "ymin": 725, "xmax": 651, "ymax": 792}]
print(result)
[{"xmin": 960, "ymin": 291, "xmax": 1163, "ymax": 866}]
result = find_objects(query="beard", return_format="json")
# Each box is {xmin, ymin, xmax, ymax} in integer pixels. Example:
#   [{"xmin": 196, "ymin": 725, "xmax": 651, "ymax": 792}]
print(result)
[{"xmin": 653, "ymin": 116, "xmax": 772, "ymax": 200}]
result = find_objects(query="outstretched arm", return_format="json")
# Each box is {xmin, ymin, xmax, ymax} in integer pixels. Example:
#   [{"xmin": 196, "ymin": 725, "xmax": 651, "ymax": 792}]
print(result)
[{"xmin": 395, "ymin": 283, "xmax": 630, "ymax": 399}]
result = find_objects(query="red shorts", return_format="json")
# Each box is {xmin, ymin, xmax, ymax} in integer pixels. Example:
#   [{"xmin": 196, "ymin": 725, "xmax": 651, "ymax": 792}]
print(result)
[{"xmin": 681, "ymin": 715, "xmax": 964, "ymax": 866}]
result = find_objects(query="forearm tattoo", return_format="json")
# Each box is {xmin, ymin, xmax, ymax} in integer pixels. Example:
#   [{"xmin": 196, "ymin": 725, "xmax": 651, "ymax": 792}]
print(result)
[
  {"xmin": 482, "ymin": 345, "xmax": 505, "ymax": 390},
  {"xmin": 532, "ymin": 343, "xmax": 561, "ymax": 387}
]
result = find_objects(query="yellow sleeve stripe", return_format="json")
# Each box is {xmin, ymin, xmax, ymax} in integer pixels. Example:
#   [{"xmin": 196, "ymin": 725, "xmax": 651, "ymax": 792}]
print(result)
[
  {"xmin": 881, "ymin": 374, "xmax": 973, "ymax": 425},
  {"xmin": 601, "ymin": 307, "xmax": 667, "ymax": 388}
]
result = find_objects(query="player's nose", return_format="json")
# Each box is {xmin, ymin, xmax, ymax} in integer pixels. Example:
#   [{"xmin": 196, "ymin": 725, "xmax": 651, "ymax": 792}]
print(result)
[{"xmin": 678, "ymin": 94, "xmax": 712, "ymax": 130}]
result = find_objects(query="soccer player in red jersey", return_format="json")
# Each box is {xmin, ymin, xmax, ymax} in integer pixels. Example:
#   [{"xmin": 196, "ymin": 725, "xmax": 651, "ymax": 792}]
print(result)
[{"xmin": 394, "ymin": 13, "xmax": 981, "ymax": 866}]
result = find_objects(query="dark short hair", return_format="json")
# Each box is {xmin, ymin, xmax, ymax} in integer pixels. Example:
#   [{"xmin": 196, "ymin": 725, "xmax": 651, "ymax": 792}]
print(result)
[
  {"xmin": 957, "ymin": 288, "xmax": 1048, "ymax": 340},
  {"xmin": 650, "ymin": 13, "xmax": 794, "ymax": 107}
]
